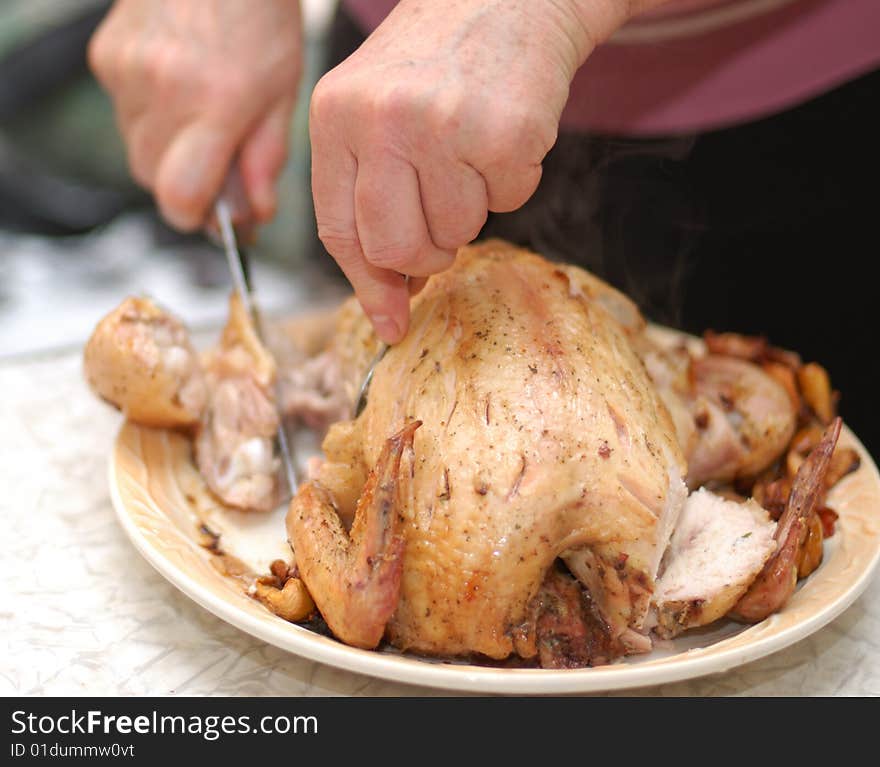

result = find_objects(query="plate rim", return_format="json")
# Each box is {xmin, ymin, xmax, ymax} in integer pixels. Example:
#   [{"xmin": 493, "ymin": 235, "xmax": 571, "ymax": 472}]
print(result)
[{"xmin": 109, "ymin": 422, "xmax": 880, "ymax": 695}]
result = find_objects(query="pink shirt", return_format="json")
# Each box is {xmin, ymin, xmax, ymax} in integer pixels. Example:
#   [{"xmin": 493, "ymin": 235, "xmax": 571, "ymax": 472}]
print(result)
[{"xmin": 341, "ymin": 0, "xmax": 880, "ymax": 134}]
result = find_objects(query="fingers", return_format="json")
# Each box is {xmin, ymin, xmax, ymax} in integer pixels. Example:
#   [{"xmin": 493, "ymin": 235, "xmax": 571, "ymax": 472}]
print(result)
[
  {"xmin": 341, "ymin": 258, "xmax": 412, "ymax": 345},
  {"xmin": 87, "ymin": 0, "xmax": 302, "ymax": 233},
  {"xmin": 417, "ymin": 160, "xmax": 488, "ymax": 250},
  {"xmin": 457, "ymin": 107, "xmax": 555, "ymax": 213},
  {"xmin": 240, "ymin": 97, "xmax": 296, "ymax": 222},
  {"xmin": 311, "ymin": 138, "xmax": 410, "ymax": 344},
  {"xmin": 92, "ymin": 32, "xmax": 241, "ymax": 228},
  {"xmin": 354, "ymin": 154, "xmax": 456, "ymax": 277},
  {"xmin": 314, "ymin": 148, "xmax": 490, "ymax": 344},
  {"xmin": 484, "ymin": 161, "xmax": 544, "ymax": 213},
  {"xmin": 125, "ymin": 99, "xmax": 291, "ymax": 228},
  {"xmin": 123, "ymin": 113, "xmax": 176, "ymax": 189},
  {"xmin": 408, "ymin": 277, "xmax": 428, "ymax": 296}
]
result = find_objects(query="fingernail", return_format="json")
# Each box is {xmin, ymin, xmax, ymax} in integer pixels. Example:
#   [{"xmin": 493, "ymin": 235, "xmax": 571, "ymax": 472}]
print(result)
[{"xmin": 371, "ymin": 314, "xmax": 402, "ymax": 344}]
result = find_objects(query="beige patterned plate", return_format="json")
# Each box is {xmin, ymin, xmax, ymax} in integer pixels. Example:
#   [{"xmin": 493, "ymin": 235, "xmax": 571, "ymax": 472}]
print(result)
[{"xmin": 108, "ymin": 327, "xmax": 880, "ymax": 694}]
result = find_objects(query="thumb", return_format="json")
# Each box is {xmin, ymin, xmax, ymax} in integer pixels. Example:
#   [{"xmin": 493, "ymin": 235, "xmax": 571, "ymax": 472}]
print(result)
[{"xmin": 154, "ymin": 119, "xmax": 239, "ymax": 232}]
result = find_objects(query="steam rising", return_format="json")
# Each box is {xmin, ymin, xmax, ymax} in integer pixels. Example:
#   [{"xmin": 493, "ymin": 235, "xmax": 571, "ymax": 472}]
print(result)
[{"xmin": 481, "ymin": 132, "xmax": 700, "ymax": 327}]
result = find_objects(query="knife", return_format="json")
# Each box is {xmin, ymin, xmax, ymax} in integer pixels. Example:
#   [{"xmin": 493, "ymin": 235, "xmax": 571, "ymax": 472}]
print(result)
[
  {"xmin": 353, "ymin": 274, "xmax": 410, "ymax": 417},
  {"xmin": 214, "ymin": 176, "xmax": 299, "ymax": 499}
]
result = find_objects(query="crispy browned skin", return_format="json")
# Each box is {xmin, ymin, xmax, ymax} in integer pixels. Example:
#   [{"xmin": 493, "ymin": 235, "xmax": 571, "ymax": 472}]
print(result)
[
  {"xmin": 288, "ymin": 241, "xmax": 687, "ymax": 660},
  {"xmin": 287, "ymin": 422, "xmax": 419, "ymax": 649},
  {"xmin": 83, "ymin": 296, "xmax": 206, "ymax": 428},
  {"xmin": 730, "ymin": 417, "xmax": 841, "ymax": 622},
  {"xmin": 534, "ymin": 567, "xmax": 619, "ymax": 669}
]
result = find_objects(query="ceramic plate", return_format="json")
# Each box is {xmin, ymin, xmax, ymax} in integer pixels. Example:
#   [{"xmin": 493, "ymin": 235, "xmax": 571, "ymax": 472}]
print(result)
[{"xmin": 108, "ymin": 326, "xmax": 880, "ymax": 694}]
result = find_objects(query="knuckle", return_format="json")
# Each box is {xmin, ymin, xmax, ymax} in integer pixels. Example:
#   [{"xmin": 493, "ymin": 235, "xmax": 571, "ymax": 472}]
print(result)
[
  {"xmin": 391, "ymin": 245, "xmax": 455, "ymax": 278},
  {"xmin": 362, "ymin": 241, "xmax": 416, "ymax": 271},
  {"xmin": 488, "ymin": 165, "xmax": 542, "ymax": 213},
  {"xmin": 426, "ymin": 90, "xmax": 467, "ymax": 134},
  {"xmin": 115, "ymin": 40, "xmax": 142, "ymax": 81},
  {"xmin": 516, "ymin": 110, "xmax": 557, "ymax": 160},
  {"xmin": 481, "ymin": 130, "xmax": 519, "ymax": 167},
  {"xmin": 372, "ymin": 84, "xmax": 418, "ymax": 125},
  {"xmin": 433, "ymin": 215, "xmax": 486, "ymax": 250},
  {"xmin": 309, "ymin": 74, "xmax": 343, "ymax": 127},
  {"xmin": 86, "ymin": 29, "xmax": 110, "ymax": 79},
  {"xmin": 316, "ymin": 222, "xmax": 361, "ymax": 259},
  {"xmin": 531, "ymin": 117, "xmax": 559, "ymax": 158},
  {"xmin": 145, "ymin": 45, "xmax": 192, "ymax": 92},
  {"xmin": 207, "ymin": 67, "xmax": 248, "ymax": 108},
  {"xmin": 483, "ymin": 107, "xmax": 556, "ymax": 166}
]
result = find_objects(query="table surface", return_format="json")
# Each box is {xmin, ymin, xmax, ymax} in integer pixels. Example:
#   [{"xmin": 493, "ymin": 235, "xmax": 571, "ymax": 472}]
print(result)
[{"xmin": 3, "ymin": 349, "xmax": 879, "ymax": 697}]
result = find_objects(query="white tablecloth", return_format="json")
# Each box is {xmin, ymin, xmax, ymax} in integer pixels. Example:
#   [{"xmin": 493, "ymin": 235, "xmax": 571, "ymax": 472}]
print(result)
[{"xmin": 3, "ymin": 351, "xmax": 878, "ymax": 696}]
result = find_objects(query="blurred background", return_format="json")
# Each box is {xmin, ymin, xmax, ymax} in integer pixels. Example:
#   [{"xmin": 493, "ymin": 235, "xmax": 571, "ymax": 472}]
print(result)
[{"xmin": 0, "ymin": 0, "xmax": 344, "ymax": 358}]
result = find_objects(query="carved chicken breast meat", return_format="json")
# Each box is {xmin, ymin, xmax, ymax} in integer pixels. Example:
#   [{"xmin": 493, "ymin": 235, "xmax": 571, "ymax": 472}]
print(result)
[
  {"xmin": 288, "ymin": 241, "xmax": 689, "ymax": 663},
  {"xmin": 651, "ymin": 488, "xmax": 777, "ymax": 637}
]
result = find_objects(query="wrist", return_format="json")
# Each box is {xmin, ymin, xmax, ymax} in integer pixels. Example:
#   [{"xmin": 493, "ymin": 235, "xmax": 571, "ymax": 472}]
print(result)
[{"xmin": 556, "ymin": 0, "xmax": 672, "ymax": 62}]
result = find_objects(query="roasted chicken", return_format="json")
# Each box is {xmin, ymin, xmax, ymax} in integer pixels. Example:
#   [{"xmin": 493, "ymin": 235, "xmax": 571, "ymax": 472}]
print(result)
[
  {"xmin": 289, "ymin": 241, "xmax": 690, "ymax": 661},
  {"xmin": 85, "ymin": 239, "xmax": 853, "ymax": 667}
]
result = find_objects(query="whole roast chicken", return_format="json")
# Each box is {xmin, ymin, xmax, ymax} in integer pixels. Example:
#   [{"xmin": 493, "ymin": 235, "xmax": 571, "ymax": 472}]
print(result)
[
  {"xmin": 85, "ymin": 239, "xmax": 846, "ymax": 668},
  {"xmin": 288, "ymin": 240, "xmax": 689, "ymax": 664}
]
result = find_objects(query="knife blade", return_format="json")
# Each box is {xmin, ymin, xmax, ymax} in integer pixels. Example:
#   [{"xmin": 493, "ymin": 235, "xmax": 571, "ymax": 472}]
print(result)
[
  {"xmin": 215, "ymin": 192, "xmax": 299, "ymax": 499},
  {"xmin": 353, "ymin": 274, "xmax": 410, "ymax": 417}
]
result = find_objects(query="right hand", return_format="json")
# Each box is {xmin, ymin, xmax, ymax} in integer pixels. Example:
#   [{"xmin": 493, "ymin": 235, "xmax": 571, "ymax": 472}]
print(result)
[
  {"xmin": 88, "ymin": 0, "xmax": 302, "ymax": 231},
  {"xmin": 308, "ymin": 0, "xmax": 658, "ymax": 344}
]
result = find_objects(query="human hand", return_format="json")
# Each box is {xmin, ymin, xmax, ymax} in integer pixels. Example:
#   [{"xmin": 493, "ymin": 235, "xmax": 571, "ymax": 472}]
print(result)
[
  {"xmin": 88, "ymin": 0, "xmax": 302, "ymax": 231},
  {"xmin": 309, "ymin": 0, "xmax": 653, "ymax": 343}
]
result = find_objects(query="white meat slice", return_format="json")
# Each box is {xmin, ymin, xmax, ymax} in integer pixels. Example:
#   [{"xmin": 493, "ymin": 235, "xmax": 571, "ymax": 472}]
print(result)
[{"xmin": 651, "ymin": 487, "xmax": 777, "ymax": 638}]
